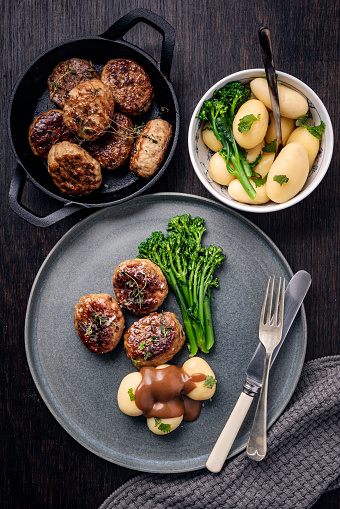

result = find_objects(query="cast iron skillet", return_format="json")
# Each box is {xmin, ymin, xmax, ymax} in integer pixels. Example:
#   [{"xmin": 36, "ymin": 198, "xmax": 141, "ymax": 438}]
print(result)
[{"xmin": 8, "ymin": 9, "xmax": 179, "ymax": 227}]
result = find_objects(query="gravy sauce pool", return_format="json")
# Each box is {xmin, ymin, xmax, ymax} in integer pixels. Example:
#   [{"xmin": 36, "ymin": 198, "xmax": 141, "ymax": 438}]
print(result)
[{"xmin": 135, "ymin": 365, "xmax": 206, "ymax": 421}]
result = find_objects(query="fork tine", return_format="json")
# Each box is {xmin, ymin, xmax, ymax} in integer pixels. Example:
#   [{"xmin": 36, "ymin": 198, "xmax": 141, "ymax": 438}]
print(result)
[
  {"xmin": 265, "ymin": 276, "xmax": 275, "ymax": 324},
  {"xmin": 260, "ymin": 277, "xmax": 271, "ymax": 325},
  {"xmin": 279, "ymin": 277, "xmax": 286, "ymax": 326},
  {"xmin": 273, "ymin": 277, "xmax": 281, "ymax": 326}
]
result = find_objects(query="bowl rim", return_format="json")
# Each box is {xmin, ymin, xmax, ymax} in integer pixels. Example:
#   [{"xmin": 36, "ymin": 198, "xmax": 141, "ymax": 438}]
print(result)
[{"xmin": 188, "ymin": 68, "xmax": 334, "ymax": 213}]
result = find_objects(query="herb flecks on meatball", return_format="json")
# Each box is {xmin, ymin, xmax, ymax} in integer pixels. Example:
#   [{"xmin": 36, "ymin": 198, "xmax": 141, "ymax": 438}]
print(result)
[
  {"xmin": 124, "ymin": 311, "xmax": 186, "ymax": 368},
  {"xmin": 113, "ymin": 259, "xmax": 168, "ymax": 315},
  {"xmin": 74, "ymin": 293, "xmax": 125, "ymax": 354}
]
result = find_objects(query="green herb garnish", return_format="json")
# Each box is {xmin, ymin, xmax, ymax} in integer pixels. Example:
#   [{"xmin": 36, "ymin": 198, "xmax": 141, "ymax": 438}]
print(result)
[
  {"xmin": 262, "ymin": 140, "xmax": 276, "ymax": 153},
  {"xmin": 238, "ymin": 114, "xmax": 260, "ymax": 133},
  {"xmin": 203, "ymin": 375, "xmax": 217, "ymax": 389},
  {"xmin": 295, "ymin": 115, "xmax": 326, "ymax": 140},
  {"xmin": 127, "ymin": 388, "xmax": 135, "ymax": 401},
  {"xmin": 252, "ymin": 172, "xmax": 268, "ymax": 188},
  {"xmin": 273, "ymin": 175, "xmax": 289, "ymax": 185},
  {"xmin": 158, "ymin": 423, "xmax": 172, "ymax": 433}
]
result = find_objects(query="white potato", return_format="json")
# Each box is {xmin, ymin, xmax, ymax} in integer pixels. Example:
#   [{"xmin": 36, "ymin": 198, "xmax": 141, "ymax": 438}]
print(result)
[
  {"xmin": 233, "ymin": 100, "xmax": 269, "ymax": 149},
  {"xmin": 250, "ymin": 78, "xmax": 308, "ymax": 119},
  {"xmin": 147, "ymin": 415, "xmax": 183, "ymax": 435},
  {"xmin": 286, "ymin": 126, "xmax": 320, "ymax": 171},
  {"xmin": 254, "ymin": 152, "xmax": 275, "ymax": 178},
  {"xmin": 117, "ymin": 371, "xmax": 143, "ymax": 416},
  {"xmin": 202, "ymin": 121, "xmax": 223, "ymax": 151},
  {"xmin": 266, "ymin": 142, "xmax": 309, "ymax": 203},
  {"xmin": 208, "ymin": 152, "xmax": 236, "ymax": 186},
  {"xmin": 246, "ymin": 139, "xmax": 265, "ymax": 163},
  {"xmin": 182, "ymin": 357, "xmax": 217, "ymax": 401},
  {"xmin": 228, "ymin": 178, "xmax": 269, "ymax": 205},
  {"xmin": 265, "ymin": 114, "xmax": 295, "ymax": 145}
]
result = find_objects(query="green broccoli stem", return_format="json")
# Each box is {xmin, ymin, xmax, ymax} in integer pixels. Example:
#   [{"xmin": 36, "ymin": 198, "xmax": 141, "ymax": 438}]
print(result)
[
  {"xmin": 229, "ymin": 153, "xmax": 256, "ymax": 199},
  {"xmin": 203, "ymin": 289, "xmax": 214, "ymax": 352},
  {"xmin": 239, "ymin": 149, "xmax": 253, "ymax": 178},
  {"xmin": 211, "ymin": 115, "xmax": 256, "ymax": 200},
  {"xmin": 168, "ymin": 275, "xmax": 199, "ymax": 357}
]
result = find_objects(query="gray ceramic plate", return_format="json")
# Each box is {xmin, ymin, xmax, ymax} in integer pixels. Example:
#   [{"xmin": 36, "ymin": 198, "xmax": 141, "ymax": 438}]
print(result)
[{"xmin": 25, "ymin": 192, "xmax": 307, "ymax": 473}]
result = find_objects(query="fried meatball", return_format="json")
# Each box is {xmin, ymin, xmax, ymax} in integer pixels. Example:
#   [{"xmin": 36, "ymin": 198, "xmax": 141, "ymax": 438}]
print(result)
[
  {"xmin": 124, "ymin": 312, "xmax": 185, "ymax": 368},
  {"xmin": 85, "ymin": 113, "xmax": 134, "ymax": 170},
  {"xmin": 63, "ymin": 78, "xmax": 115, "ymax": 141},
  {"xmin": 101, "ymin": 59, "xmax": 154, "ymax": 116},
  {"xmin": 130, "ymin": 119, "xmax": 172, "ymax": 178},
  {"xmin": 74, "ymin": 293, "xmax": 125, "ymax": 354},
  {"xmin": 113, "ymin": 259, "xmax": 168, "ymax": 315},
  {"xmin": 28, "ymin": 109, "xmax": 78, "ymax": 158},
  {"xmin": 47, "ymin": 141, "xmax": 102, "ymax": 195},
  {"xmin": 47, "ymin": 58, "xmax": 100, "ymax": 109}
]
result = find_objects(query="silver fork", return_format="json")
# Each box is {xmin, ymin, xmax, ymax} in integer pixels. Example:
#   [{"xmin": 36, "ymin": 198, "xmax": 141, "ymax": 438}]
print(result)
[{"xmin": 246, "ymin": 276, "xmax": 285, "ymax": 461}]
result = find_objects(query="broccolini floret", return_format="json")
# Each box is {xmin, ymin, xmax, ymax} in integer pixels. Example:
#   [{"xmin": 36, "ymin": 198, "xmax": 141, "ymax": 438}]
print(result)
[{"xmin": 137, "ymin": 214, "xmax": 225, "ymax": 355}]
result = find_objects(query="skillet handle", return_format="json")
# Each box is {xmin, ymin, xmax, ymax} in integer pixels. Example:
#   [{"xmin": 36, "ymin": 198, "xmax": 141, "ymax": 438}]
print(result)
[
  {"xmin": 8, "ymin": 165, "xmax": 83, "ymax": 227},
  {"xmin": 99, "ymin": 8, "xmax": 175, "ymax": 78}
]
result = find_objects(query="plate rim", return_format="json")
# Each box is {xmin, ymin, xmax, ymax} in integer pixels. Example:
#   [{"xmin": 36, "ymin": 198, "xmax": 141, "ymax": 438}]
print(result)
[{"xmin": 24, "ymin": 192, "xmax": 307, "ymax": 472}]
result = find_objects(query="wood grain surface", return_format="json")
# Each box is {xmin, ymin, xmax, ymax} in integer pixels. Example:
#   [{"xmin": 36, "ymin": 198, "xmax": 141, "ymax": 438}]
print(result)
[{"xmin": 1, "ymin": 0, "xmax": 339, "ymax": 508}]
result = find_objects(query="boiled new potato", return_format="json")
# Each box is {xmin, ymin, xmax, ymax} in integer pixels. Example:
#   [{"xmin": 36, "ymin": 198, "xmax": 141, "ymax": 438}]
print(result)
[
  {"xmin": 266, "ymin": 142, "xmax": 309, "ymax": 203},
  {"xmin": 202, "ymin": 122, "xmax": 223, "ymax": 151},
  {"xmin": 286, "ymin": 126, "xmax": 320, "ymax": 171},
  {"xmin": 147, "ymin": 415, "xmax": 183, "ymax": 435},
  {"xmin": 265, "ymin": 114, "xmax": 295, "ymax": 145},
  {"xmin": 250, "ymin": 78, "xmax": 308, "ymax": 119},
  {"xmin": 246, "ymin": 139, "xmax": 265, "ymax": 163},
  {"xmin": 254, "ymin": 152, "xmax": 275, "ymax": 178},
  {"xmin": 117, "ymin": 371, "xmax": 143, "ymax": 417},
  {"xmin": 228, "ymin": 178, "xmax": 269, "ymax": 205},
  {"xmin": 233, "ymin": 100, "xmax": 269, "ymax": 149},
  {"xmin": 182, "ymin": 357, "xmax": 217, "ymax": 400},
  {"xmin": 208, "ymin": 152, "xmax": 236, "ymax": 186}
]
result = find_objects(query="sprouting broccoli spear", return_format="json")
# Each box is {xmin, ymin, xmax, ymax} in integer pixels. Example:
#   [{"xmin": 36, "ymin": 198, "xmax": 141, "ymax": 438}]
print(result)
[
  {"xmin": 137, "ymin": 214, "xmax": 225, "ymax": 356},
  {"xmin": 198, "ymin": 81, "xmax": 256, "ymax": 200}
]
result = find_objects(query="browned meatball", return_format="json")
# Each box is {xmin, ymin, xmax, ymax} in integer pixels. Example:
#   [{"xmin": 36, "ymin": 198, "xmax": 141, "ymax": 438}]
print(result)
[
  {"xmin": 47, "ymin": 58, "xmax": 100, "ymax": 109},
  {"xmin": 63, "ymin": 78, "xmax": 115, "ymax": 141},
  {"xmin": 28, "ymin": 109, "xmax": 78, "ymax": 158},
  {"xmin": 113, "ymin": 259, "xmax": 168, "ymax": 315},
  {"xmin": 130, "ymin": 119, "xmax": 172, "ymax": 178},
  {"xmin": 47, "ymin": 141, "xmax": 102, "ymax": 195},
  {"xmin": 124, "ymin": 312, "xmax": 185, "ymax": 368},
  {"xmin": 101, "ymin": 59, "xmax": 154, "ymax": 116},
  {"xmin": 74, "ymin": 293, "xmax": 125, "ymax": 354},
  {"xmin": 85, "ymin": 113, "xmax": 134, "ymax": 170}
]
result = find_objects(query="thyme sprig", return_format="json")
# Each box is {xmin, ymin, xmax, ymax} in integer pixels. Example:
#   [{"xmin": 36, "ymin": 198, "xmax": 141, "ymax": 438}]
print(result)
[
  {"xmin": 120, "ymin": 269, "xmax": 147, "ymax": 309},
  {"xmin": 79, "ymin": 312, "xmax": 107, "ymax": 338},
  {"xmin": 81, "ymin": 118, "xmax": 146, "ymax": 141}
]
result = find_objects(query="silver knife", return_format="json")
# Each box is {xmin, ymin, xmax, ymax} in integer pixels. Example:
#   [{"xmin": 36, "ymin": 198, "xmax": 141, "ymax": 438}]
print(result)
[{"xmin": 206, "ymin": 270, "xmax": 311, "ymax": 473}]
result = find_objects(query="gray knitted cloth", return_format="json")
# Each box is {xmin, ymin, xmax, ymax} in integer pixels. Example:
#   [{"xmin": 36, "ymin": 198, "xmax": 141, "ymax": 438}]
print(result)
[{"xmin": 100, "ymin": 356, "xmax": 340, "ymax": 509}]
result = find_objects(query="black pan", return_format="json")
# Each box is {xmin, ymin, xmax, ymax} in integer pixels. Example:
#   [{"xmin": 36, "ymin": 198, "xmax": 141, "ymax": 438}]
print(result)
[{"xmin": 8, "ymin": 9, "xmax": 179, "ymax": 227}]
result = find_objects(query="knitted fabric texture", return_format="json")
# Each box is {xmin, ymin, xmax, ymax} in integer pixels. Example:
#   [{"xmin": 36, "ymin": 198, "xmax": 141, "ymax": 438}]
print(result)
[{"xmin": 99, "ymin": 356, "xmax": 340, "ymax": 509}]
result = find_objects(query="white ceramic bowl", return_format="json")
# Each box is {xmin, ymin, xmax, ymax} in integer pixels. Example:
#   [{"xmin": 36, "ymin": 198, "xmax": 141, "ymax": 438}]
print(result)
[{"xmin": 188, "ymin": 69, "xmax": 334, "ymax": 213}]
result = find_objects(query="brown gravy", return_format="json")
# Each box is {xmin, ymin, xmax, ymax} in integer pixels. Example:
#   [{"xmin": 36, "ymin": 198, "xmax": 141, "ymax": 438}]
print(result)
[{"xmin": 134, "ymin": 365, "xmax": 206, "ymax": 422}]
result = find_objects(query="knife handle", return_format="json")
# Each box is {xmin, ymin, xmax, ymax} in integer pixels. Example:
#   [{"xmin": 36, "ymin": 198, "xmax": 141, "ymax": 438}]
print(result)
[{"xmin": 206, "ymin": 391, "xmax": 253, "ymax": 473}]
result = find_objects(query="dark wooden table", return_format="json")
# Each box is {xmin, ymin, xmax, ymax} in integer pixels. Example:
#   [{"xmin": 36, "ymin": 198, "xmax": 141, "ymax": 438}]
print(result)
[{"xmin": 1, "ymin": 1, "xmax": 339, "ymax": 507}]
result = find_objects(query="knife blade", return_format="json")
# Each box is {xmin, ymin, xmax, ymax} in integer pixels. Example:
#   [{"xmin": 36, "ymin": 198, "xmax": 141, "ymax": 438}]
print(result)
[{"xmin": 206, "ymin": 270, "xmax": 311, "ymax": 473}]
